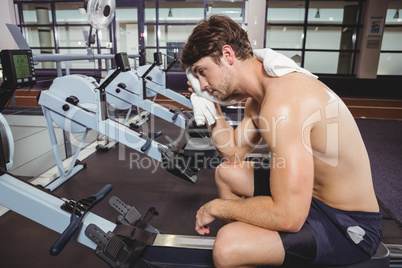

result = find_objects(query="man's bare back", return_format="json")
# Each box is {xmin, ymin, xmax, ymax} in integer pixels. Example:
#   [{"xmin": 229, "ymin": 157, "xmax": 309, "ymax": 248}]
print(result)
[{"xmin": 248, "ymin": 72, "xmax": 379, "ymax": 214}]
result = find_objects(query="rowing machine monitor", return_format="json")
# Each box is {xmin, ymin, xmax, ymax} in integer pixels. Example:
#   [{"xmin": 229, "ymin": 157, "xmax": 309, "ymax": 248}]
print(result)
[
  {"xmin": 98, "ymin": 52, "xmax": 131, "ymax": 120},
  {"xmin": 0, "ymin": 49, "xmax": 36, "ymax": 111},
  {"xmin": 1, "ymin": 49, "xmax": 36, "ymax": 89},
  {"xmin": 0, "ymin": 50, "xmax": 32, "ymax": 174},
  {"xmin": 115, "ymin": 52, "xmax": 131, "ymax": 72}
]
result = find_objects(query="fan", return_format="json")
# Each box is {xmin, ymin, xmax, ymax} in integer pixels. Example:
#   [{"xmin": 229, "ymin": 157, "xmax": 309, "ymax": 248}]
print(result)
[{"xmin": 84, "ymin": 0, "xmax": 116, "ymax": 46}]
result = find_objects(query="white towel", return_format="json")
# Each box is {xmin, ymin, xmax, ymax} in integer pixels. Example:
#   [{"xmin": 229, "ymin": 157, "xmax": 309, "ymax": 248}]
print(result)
[
  {"xmin": 186, "ymin": 68, "xmax": 238, "ymax": 106},
  {"xmin": 187, "ymin": 48, "xmax": 318, "ymax": 126},
  {"xmin": 253, "ymin": 48, "xmax": 318, "ymax": 79},
  {"xmin": 190, "ymin": 93, "xmax": 218, "ymax": 126},
  {"xmin": 186, "ymin": 68, "xmax": 236, "ymax": 126}
]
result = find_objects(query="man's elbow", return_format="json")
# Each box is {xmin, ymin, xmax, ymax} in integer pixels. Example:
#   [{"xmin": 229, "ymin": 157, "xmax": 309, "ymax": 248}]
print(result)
[
  {"xmin": 281, "ymin": 215, "xmax": 306, "ymax": 233},
  {"xmin": 283, "ymin": 223, "xmax": 304, "ymax": 233}
]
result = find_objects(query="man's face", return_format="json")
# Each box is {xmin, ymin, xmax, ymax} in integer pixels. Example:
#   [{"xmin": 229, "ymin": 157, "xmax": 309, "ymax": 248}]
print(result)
[{"xmin": 191, "ymin": 56, "xmax": 234, "ymax": 102}]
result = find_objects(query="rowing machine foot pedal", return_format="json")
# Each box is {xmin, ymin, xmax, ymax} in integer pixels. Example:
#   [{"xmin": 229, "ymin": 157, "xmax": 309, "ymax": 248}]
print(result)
[
  {"xmin": 109, "ymin": 196, "xmax": 141, "ymax": 226},
  {"xmin": 85, "ymin": 223, "xmax": 157, "ymax": 268},
  {"xmin": 158, "ymin": 145, "xmax": 198, "ymax": 183},
  {"xmin": 109, "ymin": 196, "xmax": 161, "ymax": 234},
  {"xmin": 85, "ymin": 223, "xmax": 113, "ymax": 253}
]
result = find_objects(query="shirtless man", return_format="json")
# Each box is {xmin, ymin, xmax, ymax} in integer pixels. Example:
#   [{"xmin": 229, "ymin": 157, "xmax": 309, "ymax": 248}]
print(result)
[{"xmin": 181, "ymin": 15, "xmax": 382, "ymax": 267}]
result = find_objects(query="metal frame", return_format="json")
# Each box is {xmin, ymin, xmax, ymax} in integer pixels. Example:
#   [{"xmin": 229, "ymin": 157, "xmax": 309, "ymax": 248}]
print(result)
[
  {"xmin": 103, "ymin": 62, "xmax": 192, "ymax": 129},
  {"xmin": 38, "ymin": 74, "xmax": 167, "ymax": 190},
  {"xmin": 41, "ymin": 107, "xmax": 88, "ymax": 190},
  {"xmin": 0, "ymin": 172, "xmax": 117, "ymax": 250}
]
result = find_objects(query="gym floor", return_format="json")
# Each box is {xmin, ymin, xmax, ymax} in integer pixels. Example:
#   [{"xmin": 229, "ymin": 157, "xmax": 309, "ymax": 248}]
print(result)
[{"xmin": 0, "ymin": 114, "xmax": 401, "ymax": 267}]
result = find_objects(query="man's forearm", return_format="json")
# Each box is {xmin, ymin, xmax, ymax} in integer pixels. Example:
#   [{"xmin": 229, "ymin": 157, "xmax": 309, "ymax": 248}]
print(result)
[
  {"xmin": 209, "ymin": 104, "xmax": 245, "ymax": 163},
  {"xmin": 206, "ymin": 197, "xmax": 305, "ymax": 233}
]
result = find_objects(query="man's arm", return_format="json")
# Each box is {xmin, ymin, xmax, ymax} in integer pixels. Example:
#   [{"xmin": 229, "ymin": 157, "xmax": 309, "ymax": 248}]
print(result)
[
  {"xmin": 196, "ymin": 101, "xmax": 315, "ymax": 234},
  {"xmin": 209, "ymin": 98, "xmax": 262, "ymax": 163}
]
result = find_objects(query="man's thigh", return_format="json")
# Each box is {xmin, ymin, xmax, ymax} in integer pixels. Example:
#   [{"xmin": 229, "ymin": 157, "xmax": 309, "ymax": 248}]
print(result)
[{"xmin": 213, "ymin": 221, "xmax": 285, "ymax": 267}]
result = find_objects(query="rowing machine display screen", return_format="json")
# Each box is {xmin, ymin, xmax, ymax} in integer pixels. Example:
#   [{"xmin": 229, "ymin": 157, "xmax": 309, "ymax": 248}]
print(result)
[
  {"xmin": 1, "ymin": 49, "xmax": 36, "ymax": 89},
  {"xmin": 115, "ymin": 52, "xmax": 131, "ymax": 72}
]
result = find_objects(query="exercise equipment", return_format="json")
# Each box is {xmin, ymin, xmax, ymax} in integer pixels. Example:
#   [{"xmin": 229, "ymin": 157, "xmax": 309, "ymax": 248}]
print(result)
[
  {"xmin": 102, "ymin": 51, "xmax": 220, "ymax": 169},
  {"xmin": 0, "ymin": 48, "xmax": 214, "ymax": 267},
  {"xmin": 0, "ymin": 49, "xmax": 36, "ymax": 173},
  {"xmin": 38, "ymin": 52, "xmax": 197, "ymax": 188},
  {"xmin": 103, "ymin": 52, "xmax": 193, "ymax": 129},
  {"xmin": 36, "ymin": 0, "xmax": 205, "ymax": 184}
]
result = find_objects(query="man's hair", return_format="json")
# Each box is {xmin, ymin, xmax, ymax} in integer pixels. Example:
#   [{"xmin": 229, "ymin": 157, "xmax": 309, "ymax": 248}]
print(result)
[{"xmin": 180, "ymin": 15, "xmax": 253, "ymax": 69}]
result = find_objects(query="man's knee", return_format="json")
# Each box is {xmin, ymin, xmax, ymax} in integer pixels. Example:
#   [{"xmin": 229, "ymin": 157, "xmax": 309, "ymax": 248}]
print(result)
[
  {"xmin": 213, "ymin": 222, "xmax": 286, "ymax": 267},
  {"xmin": 213, "ymin": 223, "xmax": 240, "ymax": 267}
]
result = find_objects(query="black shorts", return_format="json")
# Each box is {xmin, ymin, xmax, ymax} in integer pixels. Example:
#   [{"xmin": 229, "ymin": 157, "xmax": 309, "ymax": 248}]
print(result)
[{"xmin": 253, "ymin": 162, "xmax": 382, "ymax": 266}]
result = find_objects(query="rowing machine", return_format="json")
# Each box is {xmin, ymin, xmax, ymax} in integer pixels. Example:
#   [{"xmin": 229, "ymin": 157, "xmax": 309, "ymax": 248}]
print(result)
[{"xmin": 38, "ymin": 52, "xmax": 197, "ymax": 188}]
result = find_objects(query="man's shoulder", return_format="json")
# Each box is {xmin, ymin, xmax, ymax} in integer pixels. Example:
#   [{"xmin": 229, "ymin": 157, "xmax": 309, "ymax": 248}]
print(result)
[{"xmin": 259, "ymin": 75, "xmax": 339, "ymax": 127}]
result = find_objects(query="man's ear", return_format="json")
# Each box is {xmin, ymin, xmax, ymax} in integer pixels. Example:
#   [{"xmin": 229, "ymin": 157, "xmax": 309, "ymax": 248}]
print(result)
[{"xmin": 222, "ymin": 45, "xmax": 235, "ymax": 65}]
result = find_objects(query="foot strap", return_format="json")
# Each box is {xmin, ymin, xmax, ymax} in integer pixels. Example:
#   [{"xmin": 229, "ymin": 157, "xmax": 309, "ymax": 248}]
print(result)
[
  {"xmin": 86, "ymin": 223, "xmax": 157, "ymax": 268},
  {"xmin": 109, "ymin": 196, "xmax": 142, "ymax": 226},
  {"xmin": 109, "ymin": 196, "xmax": 161, "ymax": 234}
]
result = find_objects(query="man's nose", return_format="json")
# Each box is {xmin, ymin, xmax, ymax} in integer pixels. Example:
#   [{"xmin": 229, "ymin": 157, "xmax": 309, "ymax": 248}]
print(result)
[{"xmin": 199, "ymin": 77, "xmax": 209, "ymax": 90}]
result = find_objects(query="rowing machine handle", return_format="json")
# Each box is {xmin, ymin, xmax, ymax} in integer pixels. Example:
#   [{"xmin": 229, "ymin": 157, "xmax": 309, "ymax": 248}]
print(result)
[
  {"xmin": 49, "ymin": 184, "xmax": 113, "ymax": 256},
  {"xmin": 49, "ymin": 214, "xmax": 81, "ymax": 256},
  {"xmin": 141, "ymin": 131, "xmax": 162, "ymax": 152},
  {"xmin": 89, "ymin": 184, "xmax": 113, "ymax": 204}
]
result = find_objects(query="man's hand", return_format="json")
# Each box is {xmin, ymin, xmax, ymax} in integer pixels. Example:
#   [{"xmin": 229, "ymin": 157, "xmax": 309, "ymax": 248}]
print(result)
[
  {"xmin": 187, "ymin": 81, "xmax": 195, "ymax": 94},
  {"xmin": 195, "ymin": 201, "xmax": 217, "ymax": 235}
]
